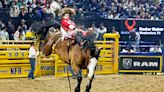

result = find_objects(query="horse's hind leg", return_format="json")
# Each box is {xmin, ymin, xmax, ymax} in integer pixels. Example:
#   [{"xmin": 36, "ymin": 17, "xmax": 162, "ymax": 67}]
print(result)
[
  {"xmin": 85, "ymin": 57, "xmax": 98, "ymax": 92},
  {"xmin": 72, "ymin": 65, "xmax": 82, "ymax": 92},
  {"xmin": 86, "ymin": 74, "xmax": 94, "ymax": 92}
]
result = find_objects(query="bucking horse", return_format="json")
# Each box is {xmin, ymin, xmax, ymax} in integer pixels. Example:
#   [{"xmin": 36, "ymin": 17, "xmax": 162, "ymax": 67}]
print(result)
[{"xmin": 31, "ymin": 1, "xmax": 101, "ymax": 92}]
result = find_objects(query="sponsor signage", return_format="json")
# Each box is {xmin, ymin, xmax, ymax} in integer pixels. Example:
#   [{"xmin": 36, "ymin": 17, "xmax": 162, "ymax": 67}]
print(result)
[
  {"xmin": 119, "ymin": 56, "xmax": 161, "ymax": 71},
  {"xmin": 10, "ymin": 67, "xmax": 22, "ymax": 74},
  {"xmin": 120, "ymin": 20, "xmax": 164, "ymax": 36},
  {"xmin": 41, "ymin": 66, "xmax": 54, "ymax": 70},
  {"xmin": 78, "ymin": 17, "xmax": 164, "ymax": 43},
  {"xmin": 138, "ymin": 27, "xmax": 163, "ymax": 35},
  {"xmin": 121, "ymin": 27, "xmax": 164, "ymax": 35}
]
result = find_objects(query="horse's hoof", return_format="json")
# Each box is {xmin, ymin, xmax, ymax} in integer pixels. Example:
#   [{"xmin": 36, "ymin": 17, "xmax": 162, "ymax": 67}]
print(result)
[
  {"xmin": 85, "ymin": 89, "xmax": 90, "ymax": 92},
  {"xmin": 75, "ymin": 87, "xmax": 80, "ymax": 92},
  {"xmin": 84, "ymin": 90, "xmax": 90, "ymax": 92},
  {"xmin": 85, "ymin": 86, "xmax": 90, "ymax": 92},
  {"xmin": 83, "ymin": 91, "xmax": 89, "ymax": 92}
]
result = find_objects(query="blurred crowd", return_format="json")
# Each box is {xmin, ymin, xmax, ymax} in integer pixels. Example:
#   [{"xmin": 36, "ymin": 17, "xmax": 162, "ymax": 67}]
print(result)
[
  {"xmin": 73, "ymin": 0, "xmax": 164, "ymax": 19},
  {"xmin": 57, "ymin": 0, "xmax": 164, "ymax": 19},
  {"xmin": 0, "ymin": 0, "xmax": 163, "ymax": 41}
]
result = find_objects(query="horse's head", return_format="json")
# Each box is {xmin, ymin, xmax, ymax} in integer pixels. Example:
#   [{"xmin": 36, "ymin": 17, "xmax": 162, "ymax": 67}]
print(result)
[
  {"xmin": 41, "ymin": 30, "xmax": 62, "ymax": 56},
  {"xmin": 31, "ymin": 21, "xmax": 57, "ymax": 40}
]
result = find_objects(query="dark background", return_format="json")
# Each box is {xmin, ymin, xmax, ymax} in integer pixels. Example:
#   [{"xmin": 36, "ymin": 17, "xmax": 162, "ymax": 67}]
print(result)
[{"xmin": 74, "ymin": 16, "xmax": 164, "ymax": 44}]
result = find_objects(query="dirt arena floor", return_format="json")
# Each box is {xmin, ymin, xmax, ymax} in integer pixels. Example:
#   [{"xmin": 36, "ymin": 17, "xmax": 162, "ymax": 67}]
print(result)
[{"xmin": 0, "ymin": 74, "xmax": 164, "ymax": 92}]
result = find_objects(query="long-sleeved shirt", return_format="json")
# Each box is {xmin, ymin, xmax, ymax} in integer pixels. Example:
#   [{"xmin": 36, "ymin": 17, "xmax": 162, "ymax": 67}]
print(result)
[
  {"xmin": 61, "ymin": 17, "xmax": 76, "ymax": 32},
  {"xmin": 0, "ymin": 30, "xmax": 9, "ymax": 40},
  {"xmin": 14, "ymin": 30, "xmax": 20, "ymax": 41},
  {"xmin": 10, "ymin": 5, "xmax": 20, "ymax": 17},
  {"xmin": 97, "ymin": 27, "xmax": 107, "ymax": 34}
]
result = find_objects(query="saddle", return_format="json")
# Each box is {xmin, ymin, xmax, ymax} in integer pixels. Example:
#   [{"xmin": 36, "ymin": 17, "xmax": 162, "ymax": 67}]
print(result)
[
  {"xmin": 64, "ymin": 38, "xmax": 75, "ymax": 47},
  {"xmin": 64, "ymin": 34, "xmax": 101, "ymax": 59}
]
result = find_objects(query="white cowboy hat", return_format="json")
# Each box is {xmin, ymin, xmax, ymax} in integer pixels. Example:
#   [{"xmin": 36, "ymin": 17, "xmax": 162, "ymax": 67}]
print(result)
[{"xmin": 50, "ymin": 1, "xmax": 61, "ymax": 13}]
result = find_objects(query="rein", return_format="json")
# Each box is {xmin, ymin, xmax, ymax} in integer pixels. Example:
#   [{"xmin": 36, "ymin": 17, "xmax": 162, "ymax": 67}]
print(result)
[
  {"xmin": 67, "ymin": 68, "xmax": 72, "ymax": 92},
  {"xmin": 52, "ymin": 37, "xmax": 62, "ymax": 50},
  {"xmin": 52, "ymin": 31, "xmax": 62, "ymax": 51},
  {"xmin": 51, "ymin": 32, "xmax": 72, "ymax": 92}
]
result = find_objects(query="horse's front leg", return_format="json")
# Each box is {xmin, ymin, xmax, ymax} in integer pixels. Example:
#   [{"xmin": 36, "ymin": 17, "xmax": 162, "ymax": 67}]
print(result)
[
  {"xmin": 73, "ymin": 66, "xmax": 82, "ymax": 92},
  {"xmin": 75, "ymin": 74, "xmax": 82, "ymax": 92},
  {"xmin": 86, "ymin": 57, "xmax": 98, "ymax": 92}
]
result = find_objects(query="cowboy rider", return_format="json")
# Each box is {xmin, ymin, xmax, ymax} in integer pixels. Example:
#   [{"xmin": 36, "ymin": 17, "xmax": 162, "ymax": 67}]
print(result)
[
  {"xmin": 61, "ymin": 8, "xmax": 87, "ymax": 40},
  {"xmin": 50, "ymin": 2, "xmax": 100, "ymax": 83},
  {"xmin": 61, "ymin": 8, "xmax": 76, "ymax": 39},
  {"xmin": 60, "ymin": 8, "xmax": 101, "ymax": 80}
]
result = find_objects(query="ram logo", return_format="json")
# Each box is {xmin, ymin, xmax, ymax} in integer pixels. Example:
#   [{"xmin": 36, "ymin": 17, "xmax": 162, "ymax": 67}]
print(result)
[{"xmin": 122, "ymin": 58, "xmax": 132, "ymax": 69}]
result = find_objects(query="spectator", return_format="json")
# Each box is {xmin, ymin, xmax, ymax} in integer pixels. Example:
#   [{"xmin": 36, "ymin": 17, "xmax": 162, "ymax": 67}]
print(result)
[
  {"xmin": 0, "ymin": 1, "xmax": 2, "ymax": 8},
  {"xmin": 63, "ymin": 0, "xmax": 74, "ymax": 7},
  {"xmin": 112, "ymin": 26, "xmax": 119, "ymax": 34},
  {"xmin": 19, "ymin": 6, "xmax": 27, "ymax": 20},
  {"xmin": 24, "ymin": 7, "xmax": 35, "ymax": 28},
  {"xmin": 7, "ymin": 19, "xmax": 15, "ymax": 40},
  {"xmin": 26, "ymin": 0, "xmax": 33, "ymax": 4},
  {"xmin": 0, "ymin": 0, "xmax": 163, "ymax": 38},
  {"xmin": 89, "ymin": 0, "xmax": 99, "ymax": 12},
  {"xmin": 10, "ymin": 1, "xmax": 20, "ymax": 28},
  {"xmin": 17, "ymin": 0, "xmax": 23, "ymax": 8},
  {"xmin": 0, "ymin": 20, "xmax": 5, "ymax": 30},
  {"xmin": 20, "ymin": 19, "xmax": 27, "ymax": 33},
  {"xmin": 32, "ymin": 8, "xmax": 42, "ymax": 21},
  {"xmin": 14, "ymin": 26, "xmax": 21, "ymax": 41},
  {"xmin": 91, "ymin": 23, "xmax": 99, "ymax": 40},
  {"xmin": 0, "ymin": 26, "xmax": 9, "ymax": 40},
  {"xmin": 149, "ymin": 45, "xmax": 162, "ymax": 53},
  {"xmin": 34, "ymin": 2, "xmax": 42, "ymax": 14},
  {"xmin": 113, "ymin": 11, "xmax": 119, "ymax": 18},
  {"xmin": 20, "ymin": 29, "xmax": 26, "ymax": 40},
  {"xmin": 31, "ymin": 1, "xmax": 37, "ymax": 8},
  {"xmin": 10, "ymin": 1, "xmax": 20, "ymax": 18},
  {"xmin": 41, "ymin": 7, "xmax": 51, "ymax": 21},
  {"xmin": 107, "ymin": 10, "xmax": 113, "ymax": 19},
  {"xmin": 128, "ymin": 29, "xmax": 141, "ymax": 52},
  {"xmin": 0, "ymin": 1, "xmax": 2, "ymax": 15},
  {"xmin": 97, "ymin": 22, "xmax": 107, "ymax": 40}
]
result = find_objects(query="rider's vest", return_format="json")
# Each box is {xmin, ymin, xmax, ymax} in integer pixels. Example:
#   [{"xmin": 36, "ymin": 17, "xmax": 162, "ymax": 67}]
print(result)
[{"xmin": 61, "ymin": 17, "xmax": 76, "ymax": 32}]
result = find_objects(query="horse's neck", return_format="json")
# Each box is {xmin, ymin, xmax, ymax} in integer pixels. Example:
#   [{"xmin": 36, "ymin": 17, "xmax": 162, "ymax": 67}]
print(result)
[
  {"xmin": 55, "ymin": 40, "xmax": 70, "ymax": 63},
  {"xmin": 53, "ymin": 37, "xmax": 62, "ymax": 49},
  {"xmin": 50, "ymin": 31, "xmax": 61, "ymax": 43}
]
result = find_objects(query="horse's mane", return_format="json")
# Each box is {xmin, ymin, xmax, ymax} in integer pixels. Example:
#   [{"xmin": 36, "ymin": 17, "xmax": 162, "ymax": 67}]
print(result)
[{"xmin": 43, "ymin": 31, "xmax": 62, "ymax": 56}]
